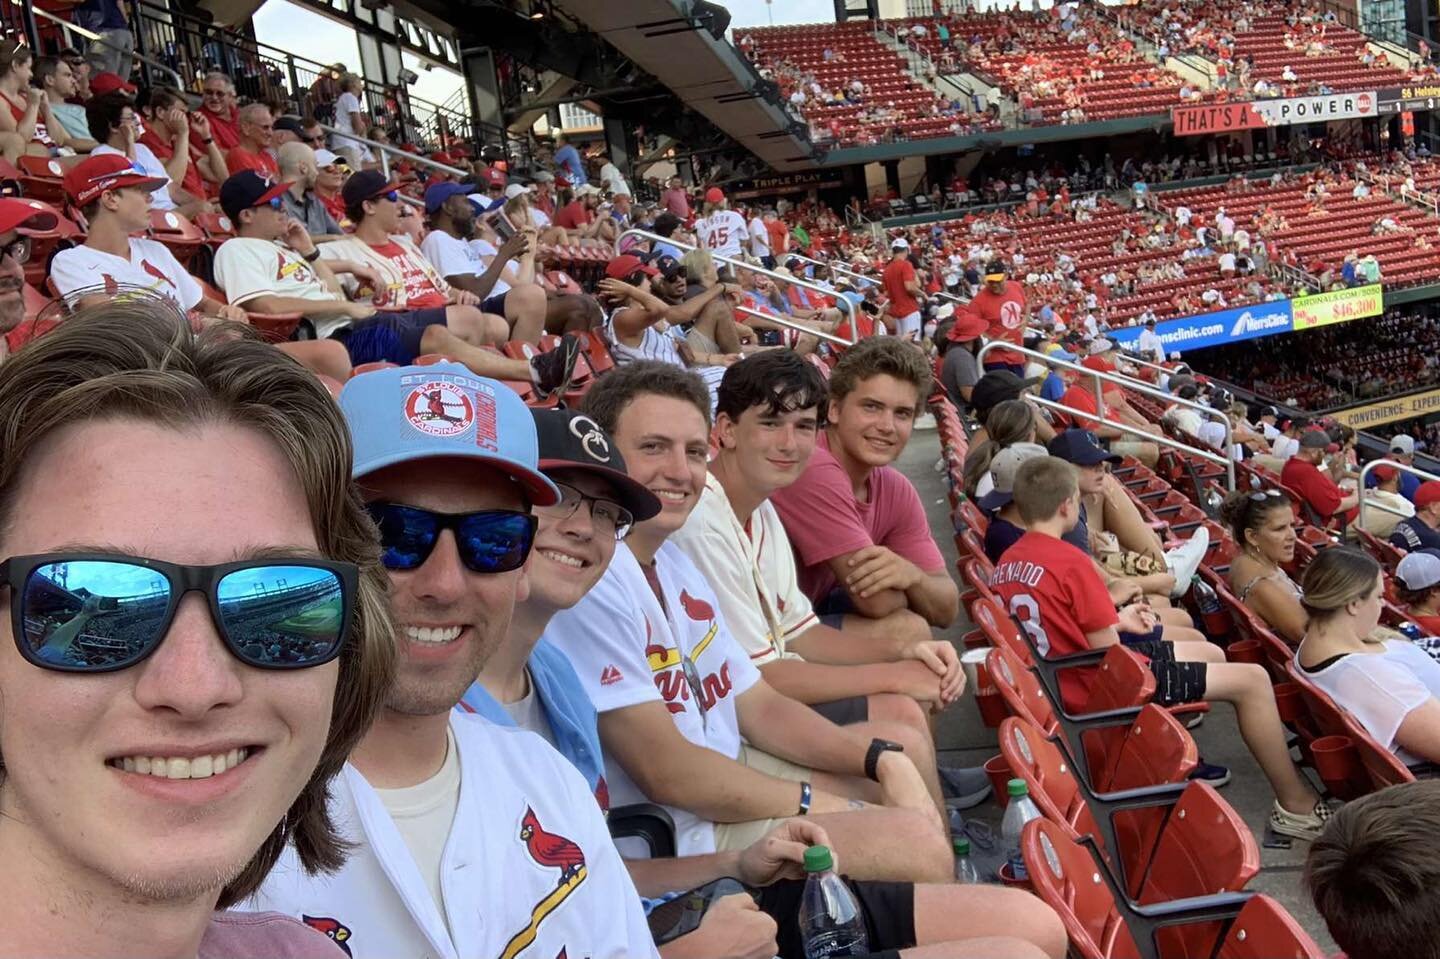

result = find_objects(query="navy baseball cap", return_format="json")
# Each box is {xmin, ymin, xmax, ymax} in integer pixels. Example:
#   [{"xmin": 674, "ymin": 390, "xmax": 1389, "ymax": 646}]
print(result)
[
  {"xmin": 532, "ymin": 409, "xmax": 661, "ymax": 522},
  {"xmin": 219, "ymin": 170, "xmax": 291, "ymax": 222},
  {"xmin": 339, "ymin": 362, "xmax": 561, "ymax": 506},
  {"xmin": 424, "ymin": 181, "xmax": 472, "ymax": 214},
  {"xmin": 342, "ymin": 169, "xmax": 403, "ymax": 209},
  {"xmin": 1048, "ymin": 430, "xmax": 1121, "ymax": 466}
]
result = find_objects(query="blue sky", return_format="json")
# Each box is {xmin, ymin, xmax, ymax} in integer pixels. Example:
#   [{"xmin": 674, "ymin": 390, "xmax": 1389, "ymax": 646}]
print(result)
[{"xmin": 724, "ymin": 0, "xmax": 835, "ymax": 28}]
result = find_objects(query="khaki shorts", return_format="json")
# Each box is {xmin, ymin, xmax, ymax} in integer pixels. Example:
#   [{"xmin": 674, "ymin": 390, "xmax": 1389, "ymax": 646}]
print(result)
[
  {"xmin": 713, "ymin": 743, "xmax": 815, "ymax": 852},
  {"xmin": 1110, "ymin": 439, "xmax": 1155, "ymax": 462}
]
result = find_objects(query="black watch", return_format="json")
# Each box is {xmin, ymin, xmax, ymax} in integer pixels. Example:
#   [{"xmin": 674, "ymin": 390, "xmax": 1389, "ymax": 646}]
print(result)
[{"xmin": 864, "ymin": 738, "xmax": 904, "ymax": 782}]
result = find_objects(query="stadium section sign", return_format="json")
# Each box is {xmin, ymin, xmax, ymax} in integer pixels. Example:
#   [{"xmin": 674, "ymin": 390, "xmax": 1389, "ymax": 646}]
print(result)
[
  {"xmin": 1330, "ymin": 387, "xmax": 1440, "ymax": 429},
  {"xmin": 1109, "ymin": 301, "xmax": 1293, "ymax": 352},
  {"xmin": 1291, "ymin": 284, "xmax": 1384, "ymax": 331},
  {"xmin": 1171, "ymin": 103, "xmax": 1268, "ymax": 136}
]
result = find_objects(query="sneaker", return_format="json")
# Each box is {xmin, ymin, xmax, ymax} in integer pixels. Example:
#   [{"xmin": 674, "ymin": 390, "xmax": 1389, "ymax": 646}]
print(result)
[
  {"xmin": 1270, "ymin": 799, "xmax": 1333, "ymax": 841},
  {"xmin": 1187, "ymin": 761, "xmax": 1231, "ymax": 787},
  {"xmin": 1165, "ymin": 526, "xmax": 1210, "ymax": 597},
  {"xmin": 530, "ymin": 334, "xmax": 580, "ymax": 397},
  {"xmin": 914, "ymin": 411, "xmax": 938, "ymax": 431},
  {"xmin": 1183, "ymin": 711, "xmax": 1205, "ymax": 730},
  {"xmin": 939, "ymin": 765, "xmax": 993, "ymax": 809}
]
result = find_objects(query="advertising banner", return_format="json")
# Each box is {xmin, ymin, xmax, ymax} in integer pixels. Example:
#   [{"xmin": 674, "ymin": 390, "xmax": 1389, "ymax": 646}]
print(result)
[
  {"xmin": 1171, "ymin": 102, "xmax": 1269, "ymax": 136},
  {"xmin": 1291, "ymin": 284, "xmax": 1384, "ymax": 331},
  {"xmin": 1251, "ymin": 91, "xmax": 1377, "ymax": 126},
  {"xmin": 1330, "ymin": 387, "xmax": 1440, "ymax": 429},
  {"xmin": 1108, "ymin": 301, "xmax": 1293, "ymax": 353},
  {"xmin": 1377, "ymin": 84, "xmax": 1440, "ymax": 115}
]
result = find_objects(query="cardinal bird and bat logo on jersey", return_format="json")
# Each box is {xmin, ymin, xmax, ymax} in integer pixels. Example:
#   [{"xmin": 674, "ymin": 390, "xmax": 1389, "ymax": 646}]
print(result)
[
  {"xmin": 497, "ymin": 806, "xmax": 590, "ymax": 959},
  {"xmin": 301, "ymin": 916, "xmax": 353, "ymax": 956},
  {"xmin": 648, "ymin": 591, "xmax": 732, "ymax": 714}
]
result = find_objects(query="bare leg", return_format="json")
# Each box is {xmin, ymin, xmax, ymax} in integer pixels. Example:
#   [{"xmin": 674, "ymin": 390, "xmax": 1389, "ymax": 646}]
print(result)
[
  {"xmin": 418, "ymin": 324, "xmax": 532, "ymax": 381},
  {"xmin": 503, "ymin": 283, "xmax": 547, "ymax": 344},
  {"xmin": 0, "ymin": 132, "xmax": 26, "ymax": 163},
  {"xmin": 277, "ymin": 339, "xmax": 351, "ymax": 380},
  {"xmin": 908, "ymin": 883, "xmax": 1067, "ymax": 959},
  {"xmin": 801, "ymin": 807, "xmax": 952, "ymax": 882},
  {"xmin": 444, "ymin": 304, "xmax": 508, "ymax": 346},
  {"xmin": 1198, "ymin": 662, "xmax": 1320, "ymax": 813},
  {"xmin": 544, "ymin": 294, "xmax": 601, "ymax": 335},
  {"xmin": 694, "ymin": 296, "xmax": 743, "ymax": 354},
  {"xmin": 1159, "ymin": 624, "xmax": 1208, "ymax": 645}
]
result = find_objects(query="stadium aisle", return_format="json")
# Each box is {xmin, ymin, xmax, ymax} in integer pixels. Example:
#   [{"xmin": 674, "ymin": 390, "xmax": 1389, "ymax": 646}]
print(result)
[{"xmin": 901, "ymin": 428, "xmax": 1338, "ymax": 951}]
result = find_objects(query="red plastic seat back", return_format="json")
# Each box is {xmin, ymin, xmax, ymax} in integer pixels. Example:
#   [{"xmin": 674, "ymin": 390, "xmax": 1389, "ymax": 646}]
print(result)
[
  {"xmin": 573, "ymin": 330, "xmax": 613, "ymax": 376},
  {"xmin": 972, "ymin": 596, "xmax": 1030, "ymax": 665},
  {"xmin": 1106, "ymin": 704, "xmax": 1198, "ymax": 898},
  {"xmin": 1081, "ymin": 645, "xmax": 1157, "ymax": 717},
  {"xmin": 999, "ymin": 716, "xmax": 1097, "ymax": 841},
  {"xmin": 1023, "ymin": 818, "xmax": 1140, "ymax": 959},
  {"xmin": 1215, "ymin": 895, "xmax": 1328, "ymax": 959},
  {"xmin": 987, "ymin": 646, "xmax": 1056, "ymax": 733}
]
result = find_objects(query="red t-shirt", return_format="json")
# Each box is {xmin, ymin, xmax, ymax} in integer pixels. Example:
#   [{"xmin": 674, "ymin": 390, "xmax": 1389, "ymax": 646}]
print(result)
[
  {"xmin": 770, "ymin": 430, "xmax": 944, "ymax": 603},
  {"xmin": 882, "ymin": 257, "xmax": 919, "ymax": 318},
  {"xmin": 316, "ymin": 189, "xmax": 346, "ymax": 225},
  {"xmin": 991, "ymin": 530, "xmax": 1118, "ymax": 708},
  {"xmin": 1281, "ymin": 456, "xmax": 1353, "ymax": 526},
  {"xmin": 766, "ymin": 219, "xmax": 789, "ymax": 255},
  {"xmin": 139, "ymin": 129, "xmax": 207, "ymax": 199},
  {"xmin": 1058, "ymin": 383, "xmax": 1102, "ymax": 431},
  {"xmin": 226, "ymin": 146, "xmax": 279, "ymax": 178},
  {"xmin": 371, "ymin": 241, "xmax": 449, "ymax": 309},
  {"xmin": 202, "ymin": 107, "xmax": 240, "ymax": 150},
  {"xmin": 554, "ymin": 200, "xmax": 593, "ymax": 230},
  {"xmin": 963, "ymin": 280, "xmax": 1027, "ymax": 367},
  {"xmin": 1413, "ymin": 612, "xmax": 1440, "ymax": 637}
]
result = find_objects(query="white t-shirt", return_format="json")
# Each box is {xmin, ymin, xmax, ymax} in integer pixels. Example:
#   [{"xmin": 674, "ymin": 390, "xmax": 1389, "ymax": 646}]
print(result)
[
  {"xmin": 91, "ymin": 143, "xmax": 175, "ymax": 211},
  {"xmin": 50, "ymin": 237, "xmax": 201, "ymax": 311},
  {"xmin": 748, "ymin": 216, "xmax": 770, "ymax": 258},
  {"xmin": 213, "ymin": 236, "xmax": 351, "ymax": 338},
  {"xmin": 1272, "ymin": 434, "xmax": 1300, "ymax": 460},
  {"xmin": 1219, "ymin": 252, "xmax": 1237, "ymax": 272},
  {"xmin": 330, "ymin": 91, "xmax": 374, "ymax": 160},
  {"xmin": 543, "ymin": 542, "xmax": 763, "ymax": 857},
  {"xmin": 695, "ymin": 209, "xmax": 748, "ymax": 259},
  {"xmin": 599, "ymin": 161, "xmax": 630, "ymax": 197},
  {"xmin": 373, "ymin": 727, "xmax": 460, "ymax": 938},
  {"xmin": 671, "ymin": 473, "xmax": 819, "ymax": 666},
  {"xmin": 421, "ymin": 229, "xmax": 485, "ymax": 283},
  {"xmin": 1299, "ymin": 641, "xmax": 1440, "ymax": 765},
  {"xmin": 250, "ymin": 714, "xmax": 658, "ymax": 959},
  {"xmin": 1137, "ymin": 328, "xmax": 1164, "ymax": 363},
  {"xmin": 467, "ymin": 237, "xmax": 512, "ymax": 296}
]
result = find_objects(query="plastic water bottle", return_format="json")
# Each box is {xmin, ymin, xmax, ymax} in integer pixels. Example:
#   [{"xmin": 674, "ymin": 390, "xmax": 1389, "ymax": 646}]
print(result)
[
  {"xmin": 1000, "ymin": 779, "xmax": 1043, "ymax": 881},
  {"xmin": 953, "ymin": 836, "xmax": 981, "ymax": 883},
  {"xmin": 799, "ymin": 845, "xmax": 871, "ymax": 958},
  {"xmin": 1192, "ymin": 576, "xmax": 1223, "ymax": 616}
]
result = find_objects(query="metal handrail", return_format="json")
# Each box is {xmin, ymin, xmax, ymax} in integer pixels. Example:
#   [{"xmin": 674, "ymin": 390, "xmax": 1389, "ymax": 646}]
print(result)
[
  {"xmin": 30, "ymin": 6, "xmax": 184, "ymax": 89},
  {"xmin": 977, "ymin": 340, "xmax": 1235, "ymax": 490},
  {"xmin": 316, "ymin": 123, "xmax": 470, "ymax": 180},
  {"xmin": 1358, "ymin": 458, "xmax": 1440, "ymax": 531},
  {"xmin": 617, "ymin": 228, "xmax": 858, "ymax": 348},
  {"xmin": 784, "ymin": 249, "xmax": 873, "ymax": 289}
]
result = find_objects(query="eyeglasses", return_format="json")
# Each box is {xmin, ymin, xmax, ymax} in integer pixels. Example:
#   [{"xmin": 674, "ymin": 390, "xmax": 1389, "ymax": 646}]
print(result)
[
  {"xmin": 202, "ymin": 89, "xmax": 228, "ymax": 99},
  {"xmin": 366, "ymin": 502, "xmax": 536, "ymax": 574},
  {"xmin": 0, "ymin": 235, "xmax": 31, "ymax": 264},
  {"xmin": 0, "ymin": 553, "xmax": 355, "ymax": 673},
  {"xmin": 537, "ymin": 481, "xmax": 634, "ymax": 540},
  {"xmin": 306, "ymin": 135, "xmax": 325, "ymax": 145}
]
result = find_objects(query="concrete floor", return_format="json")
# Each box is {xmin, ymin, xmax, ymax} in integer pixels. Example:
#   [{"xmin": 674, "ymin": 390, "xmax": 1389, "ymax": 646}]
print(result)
[{"xmin": 898, "ymin": 427, "xmax": 1337, "ymax": 952}]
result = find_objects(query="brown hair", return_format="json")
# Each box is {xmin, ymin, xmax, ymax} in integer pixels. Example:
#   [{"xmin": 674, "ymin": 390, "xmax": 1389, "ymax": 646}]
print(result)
[
  {"xmin": 828, "ymin": 337, "xmax": 932, "ymax": 410},
  {"xmin": 581, "ymin": 359, "xmax": 712, "ymax": 432},
  {"xmin": 963, "ymin": 400, "xmax": 1035, "ymax": 497},
  {"xmin": 1218, "ymin": 488, "xmax": 1293, "ymax": 550},
  {"xmin": 1012, "ymin": 456, "xmax": 1078, "ymax": 525},
  {"xmin": 1306, "ymin": 780, "xmax": 1440, "ymax": 959},
  {"xmin": 1299, "ymin": 545, "xmax": 1381, "ymax": 623},
  {"xmin": 0, "ymin": 302, "xmax": 396, "ymax": 908}
]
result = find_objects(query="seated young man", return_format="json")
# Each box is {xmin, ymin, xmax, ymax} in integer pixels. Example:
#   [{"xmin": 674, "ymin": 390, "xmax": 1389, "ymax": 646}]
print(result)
[
  {"xmin": 250, "ymin": 363, "xmax": 659, "ymax": 958},
  {"xmin": 672, "ymin": 350, "xmax": 988, "ymax": 810},
  {"xmin": 543, "ymin": 361, "xmax": 954, "ymax": 883},
  {"xmin": 467, "ymin": 406, "xmax": 1065, "ymax": 959},
  {"xmin": 1281, "ymin": 430, "xmax": 1358, "ymax": 529},
  {"xmin": 212, "ymin": 170, "xmax": 577, "ymax": 394},
  {"xmin": 1051, "ymin": 360, "xmax": 1161, "ymax": 467},
  {"xmin": 990, "ymin": 455, "xmax": 1331, "ymax": 840}
]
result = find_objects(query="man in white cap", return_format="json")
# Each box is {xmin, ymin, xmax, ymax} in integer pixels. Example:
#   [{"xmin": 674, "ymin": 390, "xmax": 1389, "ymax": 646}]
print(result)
[
  {"xmin": 1356, "ymin": 465, "xmax": 1414, "ymax": 541},
  {"xmin": 882, "ymin": 237, "xmax": 922, "ymax": 341},
  {"xmin": 1381, "ymin": 435, "xmax": 1422, "ymax": 503}
]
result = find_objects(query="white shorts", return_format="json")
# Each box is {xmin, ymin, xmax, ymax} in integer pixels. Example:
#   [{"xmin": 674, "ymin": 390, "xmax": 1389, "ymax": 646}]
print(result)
[{"xmin": 892, "ymin": 310, "xmax": 922, "ymax": 340}]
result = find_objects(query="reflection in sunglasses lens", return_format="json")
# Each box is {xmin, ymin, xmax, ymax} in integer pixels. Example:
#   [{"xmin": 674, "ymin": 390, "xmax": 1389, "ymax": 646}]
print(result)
[
  {"xmin": 21, "ymin": 560, "xmax": 167, "ymax": 669},
  {"xmin": 216, "ymin": 565, "xmax": 345, "ymax": 667}
]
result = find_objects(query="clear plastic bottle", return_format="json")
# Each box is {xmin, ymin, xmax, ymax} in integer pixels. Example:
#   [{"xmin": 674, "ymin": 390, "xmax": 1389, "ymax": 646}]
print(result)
[
  {"xmin": 953, "ymin": 836, "xmax": 981, "ymax": 883},
  {"xmin": 999, "ymin": 778, "xmax": 1043, "ymax": 881},
  {"xmin": 799, "ymin": 845, "xmax": 871, "ymax": 959}
]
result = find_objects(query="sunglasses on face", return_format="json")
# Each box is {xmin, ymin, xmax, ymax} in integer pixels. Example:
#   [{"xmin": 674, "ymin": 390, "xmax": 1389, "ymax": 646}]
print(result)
[
  {"xmin": 366, "ymin": 502, "xmax": 536, "ymax": 574},
  {"xmin": 0, "ymin": 554, "xmax": 355, "ymax": 673},
  {"xmin": 536, "ymin": 482, "xmax": 635, "ymax": 540}
]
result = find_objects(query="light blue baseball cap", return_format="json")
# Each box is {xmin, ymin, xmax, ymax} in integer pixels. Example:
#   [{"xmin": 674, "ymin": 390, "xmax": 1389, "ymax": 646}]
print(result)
[{"xmin": 339, "ymin": 361, "xmax": 561, "ymax": 506}]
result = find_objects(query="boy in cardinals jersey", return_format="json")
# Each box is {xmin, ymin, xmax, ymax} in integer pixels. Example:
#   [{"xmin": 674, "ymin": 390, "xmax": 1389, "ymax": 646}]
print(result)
[{"xmin": 991, "ymin": 455, "xmax": 1332, "ymax": 841}]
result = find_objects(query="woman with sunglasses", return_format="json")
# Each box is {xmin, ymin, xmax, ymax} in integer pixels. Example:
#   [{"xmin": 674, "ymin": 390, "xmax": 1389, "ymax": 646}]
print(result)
[{"xmin": 0, "ymin": 301, "xmax": 395, "ymax": 957}]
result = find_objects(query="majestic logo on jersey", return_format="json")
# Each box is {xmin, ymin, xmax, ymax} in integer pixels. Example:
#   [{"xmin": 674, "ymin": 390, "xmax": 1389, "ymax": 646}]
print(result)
[
  {"xmin": 598, "ymin": 664, "xmax": 624, "ymax": 686},
  {"xmin": 301, "ymin": 916, "xmax": 353, "ymax": 956},
  {"xmin": 403, "ymin": 381, "xmax": 474, "ymax": 437},
  {"xmin": 499, "ymin": 806, "xmax": 589, "ymax": 959}
]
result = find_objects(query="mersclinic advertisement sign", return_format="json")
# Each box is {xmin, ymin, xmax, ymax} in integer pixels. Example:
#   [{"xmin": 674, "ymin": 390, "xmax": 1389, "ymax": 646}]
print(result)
[
  {"xmin": 1331, "ymin": 388, "xmax": 1440, "ymax": 429},
  {"xmin": 1108, "ymin": 285, "xmax": 1383, "ymax": 353},
  {"xmin": 1172, "ymin": 92, "xmax": 1377, "ymax": 136}
]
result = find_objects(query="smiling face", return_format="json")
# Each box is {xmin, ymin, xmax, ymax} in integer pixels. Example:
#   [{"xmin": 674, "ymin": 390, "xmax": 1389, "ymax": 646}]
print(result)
[
  {"xmin": 525, "ymin": 469, "xmax": 621, "ymax": 613},
  {"xmin": 827, "ymin": 373, "xmax": 919, "ymax": 469},
  {"xmin": 0, "ymin": 419, "xmax": 337, "ymax": 904},
  {"xmin": 716, "ymin": 401, "xmax": 820, "ymax": 497},
  {"xmin": 610, "ymin": 394, "xmax": 710, "ymax": 539},
  {"xmin": 359, "ymin": 459, "xmax": 529, "ymax": 717}
]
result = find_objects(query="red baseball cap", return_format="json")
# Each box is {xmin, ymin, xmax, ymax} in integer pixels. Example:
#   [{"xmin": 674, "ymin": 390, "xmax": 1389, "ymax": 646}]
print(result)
[
  {"xmin": 0, "ymin": 197, "xmax": 58, "ymax": 234},
  {"xmin": 63, "ymin": 154, "xmax": 167, "ymax": 206},
  {"xmin": 1372, "ymin": 465, "xmax": 1399, "ymax": 482},
  {"xmin": 605, "ymin": 254, "xmax": 659, "ymax": 280},
  {"xmin": 90, "ymin": 71, "xmax": 136, "ymax": 96},
  {"xmin": 704, "ymin": 187, "xmax": 725, "ymax": 204},
  {"xmin": 1418, "ymin": 481, "xmax": 1440, "ymax": 510},
  {"xmin": 945, "ymin": 313, "xmax": 987, "ymax": 343},
  {"xmin": 485, "ymin": 167, "xmax": 507, "ymax": 188}
]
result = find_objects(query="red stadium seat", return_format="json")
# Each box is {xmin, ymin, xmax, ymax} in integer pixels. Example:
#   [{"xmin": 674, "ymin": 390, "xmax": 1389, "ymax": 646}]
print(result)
[
  {"xmin": 15, "ymin": 155, "xmax": 65, "ymax": 204},
  {"xmin": 1214, "ymin": 895, "xmax": 1327, "ymax": 959}
]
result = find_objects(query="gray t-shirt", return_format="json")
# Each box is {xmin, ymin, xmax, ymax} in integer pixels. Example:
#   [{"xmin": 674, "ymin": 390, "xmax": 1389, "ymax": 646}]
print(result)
[
  {"xmin": 280, "ymin": 189, "xmax": 341, "ymax": 239},
  {"xmin": 499, "ymin": 668, "xmax": 559, "ymax": 749},
  {"xmin": 941, "ymin": 345, "xmax": 980, "ymax": 408}
]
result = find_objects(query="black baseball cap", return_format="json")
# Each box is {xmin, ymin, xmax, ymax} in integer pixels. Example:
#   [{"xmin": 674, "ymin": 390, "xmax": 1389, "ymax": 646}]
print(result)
[
  {"xmin": 341, "ymin": 169, "xmax": 403, "ymax": 209},
  {"xmin": 970, "ymin": 370, "xmax": 1042, "ymax": 416},
  {"xmin": 275, "ymin": 115, "xmax": 306, "ymax": 137},
  {"xmin": 219, "ymin": 170, "xmax": 292, "ymax": 222},
  {"xmin": 641, "ymin": 250, "xmax": 684, "ymax": 280},
  {"xmin": 532, "ymin": 409, "xmax": 661, "ymax": 523},
  {"xmin": 1048, "ymin": 430, "xmax": 1121, "ymax": 466}
]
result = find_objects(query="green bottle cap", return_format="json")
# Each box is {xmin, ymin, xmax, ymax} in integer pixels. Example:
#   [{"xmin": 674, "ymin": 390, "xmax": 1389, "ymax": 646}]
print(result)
[
  {"xmin": 803, "ymin": 845, "xmax": 834, "ymax": 872},
  {"xmin": 1007, "ymin": 777, "xmax": 1029, "ymax": 797},
  {"xmin": 953, "ymin": 836, "xmax": 971, "ymax": 855}
]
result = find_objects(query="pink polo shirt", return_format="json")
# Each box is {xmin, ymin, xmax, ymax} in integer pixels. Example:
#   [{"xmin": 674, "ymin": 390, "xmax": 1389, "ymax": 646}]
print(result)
[{"xmin": 199, "ymin": 911, "xmax": 346, "ymax": 957}]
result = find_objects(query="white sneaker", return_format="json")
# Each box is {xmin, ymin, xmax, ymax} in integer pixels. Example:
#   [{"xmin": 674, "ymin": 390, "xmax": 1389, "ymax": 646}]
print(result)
[
  {"xmin": 914, "ymin": 412, "xmax": 937, "ymax": 431},
  {"xmin": 1164, "ymin": 526, "xmax": 1210, "ymax": 597}
]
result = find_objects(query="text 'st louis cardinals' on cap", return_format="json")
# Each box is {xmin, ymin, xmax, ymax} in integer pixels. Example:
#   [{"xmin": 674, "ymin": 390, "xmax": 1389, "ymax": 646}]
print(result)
[
  {"xmin": 531, "ymin": 409, "xmax": 661, "ymax": 522},
  {"xmin": 339, "ymin": 362, "xmax": 561, "ymax": 506}
]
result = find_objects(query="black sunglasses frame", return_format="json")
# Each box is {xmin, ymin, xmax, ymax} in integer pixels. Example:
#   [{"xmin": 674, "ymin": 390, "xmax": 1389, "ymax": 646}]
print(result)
[
  {"xmin": 367, "ymin": 502, "xmax": 538, "ymax": 574},
  {"xmin": 0, "ymin": 553, "xmax": 357, "ymax": 673}
]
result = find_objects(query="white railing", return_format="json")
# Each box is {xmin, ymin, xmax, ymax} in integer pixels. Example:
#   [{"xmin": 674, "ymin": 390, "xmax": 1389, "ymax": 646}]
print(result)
[{"xmin": 1358, "ymin": 458, "xmax": 1440, "ymax": 530}]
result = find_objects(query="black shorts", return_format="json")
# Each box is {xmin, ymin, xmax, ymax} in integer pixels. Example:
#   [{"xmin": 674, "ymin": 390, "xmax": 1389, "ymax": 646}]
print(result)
[
  {"xmin": 816, "ymin": 587, "xmax": 856, "ymax": 631},
  {"xmin": 481, "ymin": 292, "xmax": 508, "ymax": 316},
  {"xmin": 1126, "ymin": 639, "xmax": 1208, "ymax": 706},
  {"xmin": 811, "ymin": 695, "xmax": 870, "ymax": 725},
  {"xmin": 331, "ymin": 307, "xmax": 450, "ymax": 365},
  {"xmin": 758, "ymin": 877, "xmax": 915, "ymax": 959}
]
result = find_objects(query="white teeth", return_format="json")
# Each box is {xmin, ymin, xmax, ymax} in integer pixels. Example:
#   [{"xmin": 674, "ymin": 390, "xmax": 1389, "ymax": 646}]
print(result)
[
  {"xmin": 653, "ymin": 490, "xmax": 686, "ymax": 501},
  {"xmin": 111, "ymin": 748, "xmax": 250, "ymax": 780},
  {"xmin": 404, "ymin": 625, "xmax": 463, "ymax": 644},
  {"xmin": 540, "ymin": 549, "xmax": 584, "ymax": 569}
]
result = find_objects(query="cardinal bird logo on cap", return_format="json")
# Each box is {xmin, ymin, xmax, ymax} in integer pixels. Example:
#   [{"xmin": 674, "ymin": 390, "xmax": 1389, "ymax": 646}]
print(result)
[{"xmin": 301, "ymin": 916, "xmax": 353, "ymax": 956}]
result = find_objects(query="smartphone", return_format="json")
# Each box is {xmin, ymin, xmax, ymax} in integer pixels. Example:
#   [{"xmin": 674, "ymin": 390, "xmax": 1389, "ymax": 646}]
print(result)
[
  {"xmin": 487, "ymin": 209, "xmax": 517, "ymax": 242},
  {"xmin": 647, "ymin": 877, "xmax": 756, "ymax": 945}
]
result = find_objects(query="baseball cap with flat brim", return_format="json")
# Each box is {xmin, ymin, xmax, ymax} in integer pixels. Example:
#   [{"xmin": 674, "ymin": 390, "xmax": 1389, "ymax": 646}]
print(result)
[
  {"xmin": 64, "ymin": 154, "xmax": 169, "ymax": 207},
  {"xmin": 341, "ymin": 362, "xmax": 560, "ymax": 506},
  {"xmin": 314, "ymin": 149, "xmax": 343, "ymax": 168},
  {"xmin": 533, "ymin": 409, "xmax": 660, "ymax": 523},
  {"xmin": 424, "ymin": 181, "xmax": 472, "ymax": 214}
]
